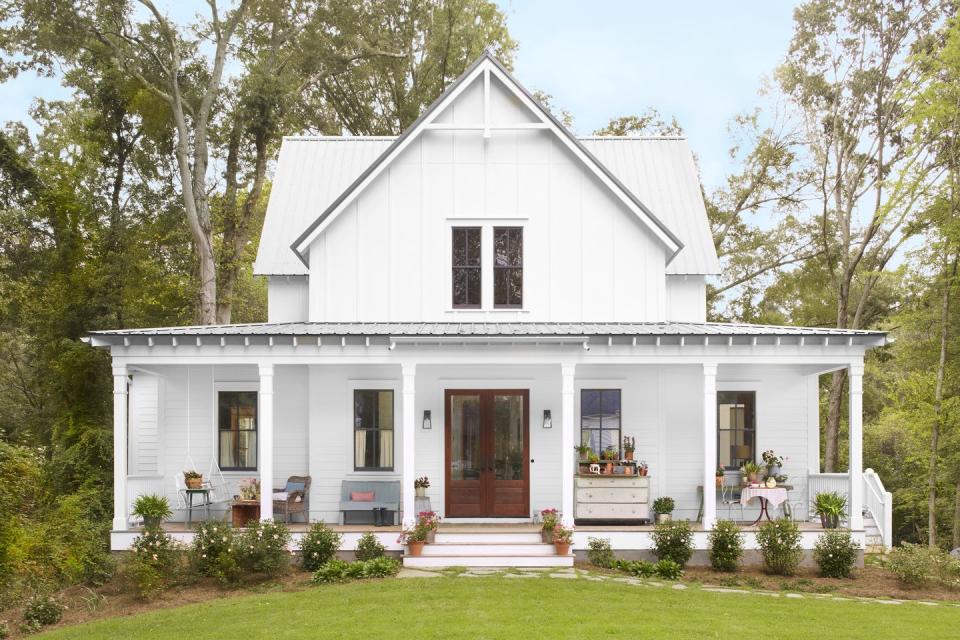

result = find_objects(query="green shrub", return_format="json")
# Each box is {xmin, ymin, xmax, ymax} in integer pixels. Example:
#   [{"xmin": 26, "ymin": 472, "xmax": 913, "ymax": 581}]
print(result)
[
  {"xmin": 313, "ymin": 559, "xmax": 350, "ymax": 583},
  {"xmin": 755, "ymin": 518, "xmax": 802, "ymax": 576},
  {"xmin": 586, "ymin": 537, "xmax": 615, "ymax": 568},
  {"xmin": 129, "ymin": 527, "xmax": 182, "ymax": 598},
  {"xmin": 311, "ymin": 557, "xmax": 400, "ymax": 584},
  {"xmin": 708, "ymin": 520, "xmax": 743, "ymax": 572},
  {"xmin": 190, "ymin": 522, "xmax": 239, "ymax": 585},
  {"xmin": 236, "ymin": 521, "xmax": 291, "ymax": 576},
  {"xmin": 885, "ymin": 543, "xmax": 960, "ymax": 587},
  {"xmin": 22, "ymin": 594, "xmax": 63, "ymax": 629},
  {"xmin": 651, "ymin": 520, "xmax": 694, "ymax": 567},
  {"xmin": 652, "ymin": 496, "xmax": 675, "ymax": 515},
  {"xmin": 0, "ymin": 620, "xmax": 8, "ymax": 638},
  {"xmin": 653, "ymin": 559, "xmax": 683, "ymax": 580},
  {"xmin": 131, "ymin": 494, "xmax": 172, "ymax": 524},
  {"xmin": 354, "ymin": 532, "xmax": 386, "ymax": 561},
  {"xmin": 813, "ymin": 530, "xmax": 858, "ymax": 578},
  {"xmin": 610, "ymin": 558, "xmax": 655, "ymax": 577},
  {"xmin": 299, "ymin": 522, "xmax": 342, "ymax": 572}
]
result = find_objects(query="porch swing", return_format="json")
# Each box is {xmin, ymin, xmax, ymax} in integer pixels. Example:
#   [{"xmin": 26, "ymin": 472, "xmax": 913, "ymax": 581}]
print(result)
[{"xmin": 174, "ymin": 367, "xmax": 231, "ymax": 522}]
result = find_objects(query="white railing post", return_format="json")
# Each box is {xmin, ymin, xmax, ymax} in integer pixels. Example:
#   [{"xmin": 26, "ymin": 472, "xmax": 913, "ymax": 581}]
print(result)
[
  {"xmin": 561, "ymin": 363, "xmax": 576, "ymax": 527},
  {"xmin": 702, "ymin": 363, "xmax": 718, "ymax": 530},
  {"xmin": 113, "ymin": 364, "xmax": 129, "ymax": 531},
  {"xmin": 259, "ymin": 363, "xmax": 275, "ymax": 521},
  {"xmin": 401, "ymin": 363, "xmax": 417, "ymax": 527},
  {"xmin": 848, "ymin": 363, "xmax": 864, "ymax": 530}
]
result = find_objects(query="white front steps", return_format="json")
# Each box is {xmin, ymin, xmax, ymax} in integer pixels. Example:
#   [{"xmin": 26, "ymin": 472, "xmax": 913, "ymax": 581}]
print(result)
[{"xmin": 402, "ymin": 529, "xmax": 573, "ymax": 568}]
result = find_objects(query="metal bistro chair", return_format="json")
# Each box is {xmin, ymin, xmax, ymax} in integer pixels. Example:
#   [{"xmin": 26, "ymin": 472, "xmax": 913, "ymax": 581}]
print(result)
[{"xmin": 720, "ymin": 470, "xmax": 745, "ymax": 522}]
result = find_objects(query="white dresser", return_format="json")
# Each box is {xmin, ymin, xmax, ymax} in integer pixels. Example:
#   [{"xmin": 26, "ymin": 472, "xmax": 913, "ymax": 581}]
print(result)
[{"xmin": 574, "ymin": 475, "xmax": 651, "ymax": 521}]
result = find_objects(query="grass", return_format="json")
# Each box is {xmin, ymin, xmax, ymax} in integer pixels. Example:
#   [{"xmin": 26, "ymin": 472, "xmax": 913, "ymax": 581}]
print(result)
[{"xmin": 39, "ymin": 575, "xmax": 958, "ymax": 640}]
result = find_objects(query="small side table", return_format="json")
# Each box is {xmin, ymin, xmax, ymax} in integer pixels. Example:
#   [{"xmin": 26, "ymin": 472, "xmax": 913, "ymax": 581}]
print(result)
[
  {"xmin": 414, "ymin": 496, "xmax": 432, "ymax": 516},
  {"xmin": 184, "ymin": 488, "xmax": 211, "ymax": 526},
  {"xmin": 231, "ymin": 500, "xmax": 261, "ymax": 528}
]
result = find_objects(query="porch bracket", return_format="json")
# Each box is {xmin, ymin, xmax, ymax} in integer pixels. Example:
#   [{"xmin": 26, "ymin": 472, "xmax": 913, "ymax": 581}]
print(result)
[
  {"xmin": 113, "ymin": 364, "xmax": 129, "ymax": 531},
  {"xmin": 259, "ymin": 363, "xmax": 275, "ymax": 521},
  {"xmin": 701, "ymin": 363, "xmax": 718, "ymax": 530}
]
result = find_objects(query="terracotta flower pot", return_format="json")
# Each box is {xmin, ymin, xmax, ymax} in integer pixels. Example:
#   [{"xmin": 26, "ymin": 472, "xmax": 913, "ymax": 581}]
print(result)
[
  {"xmin": 624, "ymin": 451, "xmax": 634, "ymax": 461},
  {"xmin": 639, "ymin": 468, "xmax": 648, "ymax": 476},
  {"xmin": 185, "ymin": 477, "xmax": 202, "ymax": 489},
  {"xmin": 407, "ymin": 541, "xmax": 425, "ymax": 556},
  {"xmin": 715, "ymin": 476, "xmax": 723, "ymax": 487},
  {"xmin": 554, "ymin": 542, "xmax": 571, "ymax": 556}
]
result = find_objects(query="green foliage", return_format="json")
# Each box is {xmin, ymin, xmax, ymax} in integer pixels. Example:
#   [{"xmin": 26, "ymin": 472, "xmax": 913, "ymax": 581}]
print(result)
[
  {"xmin": 299, "ymin": 522, "xmax": 343, "ymax": 572},
  {"xmin": 354, "ymin": 532, "xmax": 386, "ymax": 562},
  {"xmin": 652, "ymin": 497, "xmax": 675, "ymax": 515},
  {"xmin": 652, "ymin": 559, "xmax": 684, "ymax": 581},
  {"xmin": 651, "ymin": 520, "xmax": 693, "ymax": 567},
  {"xmin": 886, "ymin": 543, "xmax": 960, "ymax": 588},
  {"xmin": 813, "ymin": 530, "xmax": 858, "ymax": 579},
  {"xmin": 0, "ymin": 620, "xmax": 7, "ymax": 638},
  {"xmin": 190, "ymin": 522, "xmax": 239, "ymax": 585},
  {"xmin": 812, "ymin": 492, "xmax": 846, "ymax": 518},
  {"xmin": 586, "ymin": 537, "xmax": 615, "ymax": 568},
  {"xmin": 235, "ymin": 521, "xmax": 291, "ymax": 577},
  {"xmin": 128, "ymin": 527, "xmax": 182, "ymax": 599},
  {"xmin": 708, "ymin": 520, "xmax": 744, "ymax": 572},
  {"xmin": 755, "ymin": 518, "xmax": 803, "ymax": 576},
  {"xmin": 311, "ymin": 557, "xmax": 400, "ymax": 584},
  {"xmin": 131, "ymin": 494, "xmax": 172, "ymax": 521},
  {"xmin": 22, "ymin": 593, "xmax": 64, "ymax": 628}
]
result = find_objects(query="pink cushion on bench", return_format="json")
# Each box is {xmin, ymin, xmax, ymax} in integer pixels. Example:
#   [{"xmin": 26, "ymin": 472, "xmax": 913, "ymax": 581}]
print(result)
[{"xmin": 351, "ymin": 491, "xmax": 375, "ymax": 502}]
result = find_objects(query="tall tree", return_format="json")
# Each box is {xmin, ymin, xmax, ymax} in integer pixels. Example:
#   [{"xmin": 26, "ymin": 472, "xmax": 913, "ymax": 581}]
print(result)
[{"xmin": 778, "ymin": 0, "xmax": 947, "ymax": 471}]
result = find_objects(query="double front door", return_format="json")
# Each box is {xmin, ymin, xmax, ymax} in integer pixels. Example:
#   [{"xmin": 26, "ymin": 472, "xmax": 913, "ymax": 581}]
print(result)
[{"xmin": 445, "ymin": 389, "xmax": 529, "ymax": 517}]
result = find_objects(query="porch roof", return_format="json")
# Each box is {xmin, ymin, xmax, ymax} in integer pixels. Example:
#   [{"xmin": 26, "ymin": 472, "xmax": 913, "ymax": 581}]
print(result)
[{"xmin": 88, "ymin": 321, "xmax": 887, "ymax": 347}]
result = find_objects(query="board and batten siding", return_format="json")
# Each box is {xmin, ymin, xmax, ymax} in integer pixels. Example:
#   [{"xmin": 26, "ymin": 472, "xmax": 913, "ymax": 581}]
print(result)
[{"xmin": 306, "ymin": 74, "xmax": 668, "ymax": 323}]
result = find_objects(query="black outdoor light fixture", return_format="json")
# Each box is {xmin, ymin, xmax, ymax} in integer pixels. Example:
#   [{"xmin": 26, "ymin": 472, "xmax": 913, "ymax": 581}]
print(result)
[
  {"xmin": 542, "ymin": 409, "xmax": 552, "ymax": 429},
  {"xmin": 422, "ymin": 409, "xmax": 432, "ymax": 430}
]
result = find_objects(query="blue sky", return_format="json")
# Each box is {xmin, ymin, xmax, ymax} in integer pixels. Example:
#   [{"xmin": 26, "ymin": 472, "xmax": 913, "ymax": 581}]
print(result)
[{"xmin": 0, "ymin": 1, "xmax": 799, "ymax": 191}]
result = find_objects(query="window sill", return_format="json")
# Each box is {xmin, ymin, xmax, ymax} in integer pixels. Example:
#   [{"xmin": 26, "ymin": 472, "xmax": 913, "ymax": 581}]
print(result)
[{"xmin": 443, "ymin": 308, "xmax": 530, "ymax": 314}]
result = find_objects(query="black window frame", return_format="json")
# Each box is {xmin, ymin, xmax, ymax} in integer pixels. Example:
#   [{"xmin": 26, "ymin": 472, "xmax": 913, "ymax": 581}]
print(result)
[
  {"xmin": 217, "ymin": 390, "xmax": 259, "ymax": 472},
  {"xmin": 579, "ymin": 389, "xmax": 622, "ymax": 457},
  {"xmin": 493, "ymin": 226, "xmax": 523, "ymax": 308},
  {"xmin": 452, "ymin": 227, "xmax": 482, "ymax": 309},
  {"xmin": 353, "ymin": 389, "xmax": 395, "ymax": 472},
  {"xmin": 717, "ymin": 390, "xmax": 756, "ymax": 469}
]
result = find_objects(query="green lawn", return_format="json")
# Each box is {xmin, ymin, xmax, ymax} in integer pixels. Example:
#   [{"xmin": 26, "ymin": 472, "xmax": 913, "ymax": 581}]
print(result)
[{"xmin": 40, "ymin": 576, "xmax": 958, "ymax": 640}]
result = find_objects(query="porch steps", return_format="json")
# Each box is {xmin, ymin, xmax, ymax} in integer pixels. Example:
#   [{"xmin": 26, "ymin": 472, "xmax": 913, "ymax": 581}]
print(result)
[{"xmin": 403, "ymin": 530, "xmax": 573, "ymax": 568}]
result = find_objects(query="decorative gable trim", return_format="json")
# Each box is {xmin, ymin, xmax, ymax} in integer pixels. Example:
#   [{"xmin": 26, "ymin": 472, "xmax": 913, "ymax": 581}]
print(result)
[{"xmin": 290, "ymin": 52, "xmax": 684, "ymax": 267}]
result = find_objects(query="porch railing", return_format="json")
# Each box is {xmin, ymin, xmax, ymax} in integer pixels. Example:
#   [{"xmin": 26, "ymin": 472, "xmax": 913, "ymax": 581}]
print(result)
[
  {"xmin": 125, "ymin": 474, "xmax": 166, "ymax": 526},
  {"xmin": 807, "ymin": 471, "xmax": 892, "ymax": 549}
]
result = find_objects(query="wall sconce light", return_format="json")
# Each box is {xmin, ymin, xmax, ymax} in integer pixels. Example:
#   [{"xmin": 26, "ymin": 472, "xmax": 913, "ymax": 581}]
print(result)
[
  {"xmin": 542, "ymin": 409, "xmax": 552, "ymax": 429},
  {"xmin": 422, "ymin": 410, "xmax": 432, "ymax": 430}
]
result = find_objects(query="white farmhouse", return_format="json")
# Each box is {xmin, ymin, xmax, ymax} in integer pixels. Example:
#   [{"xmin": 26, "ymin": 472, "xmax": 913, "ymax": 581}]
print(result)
[{"xmin": 90, "ymin": 53, "xmax": 891, "ymax": 566}]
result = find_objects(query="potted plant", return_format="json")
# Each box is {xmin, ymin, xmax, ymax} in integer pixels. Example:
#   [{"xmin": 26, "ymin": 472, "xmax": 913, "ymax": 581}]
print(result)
[
  {"xmin": 601, "ymin": 446, "xmax": 618, "ymax": 473},
  {"xmin": 588, "ymin": 452, "xmax": 600, "ymax": 464},
  {"xmin": 540, "ymin": 507, "xmax": 559, "ymax": 543},
  {"xmin": 743, "ymin": 461, "xmax": 761, "ymax": 484},
  {"xmin": 575, "ymin": 442, "xmax": 592, "ymax": 462},
  {"xmin": 622, "ymin": 436, "xmax": 636, "ymax": 461},
  {"xmin": 813, "ymin": 491, "xmax": 846, "ymax": 529},
  {"xmin": 418, "ymin": 510, "xmax": 441, "ymax": 543},
  {"xmin": 552, "ymin": 524, "xmax": 573, "ymax": 556},
  {"xmin": 132, "ymin": 494, "xmax": 172, "ymax": 528},
  {"xmin": 414, "ymin": 476, "xmax": 430, "ymax": 498},
  {"xmin": 638, "ymin": 460, "xmax": 649, "ymax": 476},
  {"xmin": 398, "ymin": 522, "xmax": 428, "ymax": 556},
  {"xmin": 239, "ymin": 477, "xmax": 260, "ymax": 501},
  {"xmin": 183, "ymin": 470, "xmax": 203, "ymax": 489},
  {"xmin": 716, "ymin": 465, "xmax": 725, "ymax": 487},
  {"xmin": 761, "ymin": 449, "xmax": 786, "ymax": 477},
  {"xmin": 653, "ymin": 496, "xmax": 675, "ymax": 523}
]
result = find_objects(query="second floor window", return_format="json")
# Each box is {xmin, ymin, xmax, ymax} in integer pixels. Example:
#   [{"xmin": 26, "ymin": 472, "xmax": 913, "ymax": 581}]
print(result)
[
  {"xmin": 494, "ymin": 227, "xmax": 523, "ymax": 307},
  {"xmin": 452, "ymin": 227, "xmax": 481, "ymax": 308}
]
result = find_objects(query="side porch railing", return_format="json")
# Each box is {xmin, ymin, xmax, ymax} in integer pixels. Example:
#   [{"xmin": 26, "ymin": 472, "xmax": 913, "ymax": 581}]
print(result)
[{"xmin": 808, "ymin": 470, "xmax": 892, "ymax": 549}]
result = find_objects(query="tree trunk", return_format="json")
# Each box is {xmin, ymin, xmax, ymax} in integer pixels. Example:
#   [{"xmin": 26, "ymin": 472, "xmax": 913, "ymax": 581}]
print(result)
[
  {"xmin": 929, "ymin": 252, "xmax": 957, "ymax": 547},
  {"xmin": 823, "ymin": 369, "xmax": 847, "ymax": 472},
  {"xmin": 953, "ymin": 481, "xmax": 960, "ymax": 551}
]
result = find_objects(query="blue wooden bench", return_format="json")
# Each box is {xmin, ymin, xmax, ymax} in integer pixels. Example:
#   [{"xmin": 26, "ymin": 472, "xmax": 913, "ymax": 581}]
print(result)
[{"xmin": 338, "ymin": 480, "xmax": 400, "ymax": 525}]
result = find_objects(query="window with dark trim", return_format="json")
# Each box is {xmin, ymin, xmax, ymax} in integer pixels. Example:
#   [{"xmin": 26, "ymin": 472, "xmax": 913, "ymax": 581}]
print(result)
[
  {"xmin": 218, "ymin": 391, "xmax": 258, "ymax": 471},
  {"xmin": 494, "ymin": 227, "xmax": 523, "ymax": 308},
  {"xmin": 354, "ymin": 390, "xmax": 394, "ymax": 471},
  {"xmin": 717, "ymin": 391, "xmax": 755, "ymax": 469},
  {"xmin": 452, "ymin": 227, "xmax": 481, "ymax": 308},
  {"xmin": 580, "ymin": 389, "xmax": 621, "ymax": 456}
]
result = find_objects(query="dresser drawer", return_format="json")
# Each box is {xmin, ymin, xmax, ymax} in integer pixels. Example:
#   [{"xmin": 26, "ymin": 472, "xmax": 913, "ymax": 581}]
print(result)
[
  {"xmin": 576, "ymin": 487, "xmax": 649, "ymax": 504},
  {"xmin": 576, "ymin": 476, "xmax": 648, "ymax": 489},
  {"xmin": 575, "ymin": 502, "xmax": 650, "ymax": 520}
]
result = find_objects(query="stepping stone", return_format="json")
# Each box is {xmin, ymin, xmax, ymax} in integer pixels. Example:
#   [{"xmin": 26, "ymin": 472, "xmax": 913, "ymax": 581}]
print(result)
[
  {"xmin": 917, "ymin": 601, "xmax": 938, "ymax": 606},
  {"xmin": 504, "ymin": 573, "xmax": 536, "ymax": 578},
  {"xmin": 704, "ymin": 587, "xmax": 749, "ymax": 594},
  {"xmin": 785, "ymin": 593, "xmax": 803, "ymax": 599},
  {"xmin": 646, "ymin": 581, "xmax": 664, "ymax": 587},
  {"xmin": 874, "ymin": 600, "xmax": 902, "ymax": 605},
  {"xmin": 550, "ymin": 572, "xmax": 577, "ymax": 579},
  {"xmin": 554, "ymin": 568, "xmax": 576, "ymax": 574},
  {"xmin": 671, "ymin": 584, "xmax": 687, "ymax": 590},
  {"xmin": 397, "ymin": 568, "xmax": 440, "ymax": 579}
]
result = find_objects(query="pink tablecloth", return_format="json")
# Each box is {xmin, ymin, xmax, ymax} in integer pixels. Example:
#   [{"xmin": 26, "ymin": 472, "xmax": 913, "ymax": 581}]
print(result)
[{"xmin": 740, "ymin": 486, "xmax": 789, "ymax": 508}]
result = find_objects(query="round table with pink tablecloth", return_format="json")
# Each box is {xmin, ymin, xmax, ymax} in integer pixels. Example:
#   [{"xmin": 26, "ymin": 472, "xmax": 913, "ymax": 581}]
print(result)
[{"xmin": 740, "ymin": 486, "xmax": 789, "ymax": 524}]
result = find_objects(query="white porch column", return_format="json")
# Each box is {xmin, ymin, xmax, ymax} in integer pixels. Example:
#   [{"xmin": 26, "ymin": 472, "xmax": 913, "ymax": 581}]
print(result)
[
  {"xmin": 112, "ymin": 364, "xmax": 129, "ymax": 531},
  {"xmin": 561, "ymin": 363, "xmax": 576, "ymax": 526},
  {"xmin": 401, "ymin": 363, "xmax": 417, "ymax": 527},
  {"xmin": 702, "ymin": 363, "xmax": 718, "ymax": 530},
  {"xmin": 259, "ymin": 364, "xmax": 275, "ymax": 521},
  {"xmin": 848, "ymin": 363, "xmax": 864, "ymax": 530}
]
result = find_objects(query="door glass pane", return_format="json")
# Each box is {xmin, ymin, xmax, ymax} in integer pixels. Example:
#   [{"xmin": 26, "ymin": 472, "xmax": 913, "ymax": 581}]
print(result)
[
  {"xmin": 493, "ymin": 395, "xmax": 524, "ymax": 481},
  {"xmin": 450, "ymin": 395, "xmax": 481, "ymax": 480}
]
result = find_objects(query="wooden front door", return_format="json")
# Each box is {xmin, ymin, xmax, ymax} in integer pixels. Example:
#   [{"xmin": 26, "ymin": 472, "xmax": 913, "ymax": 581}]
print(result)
[{"xmin": 445, "ymin": 389, "xmax": 529, "ymax": 518}]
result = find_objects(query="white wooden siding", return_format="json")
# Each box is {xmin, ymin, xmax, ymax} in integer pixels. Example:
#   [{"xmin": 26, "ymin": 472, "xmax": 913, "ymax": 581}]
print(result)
[
  {"xmin": 665, "ymin": 275, "xmax": 707, "ymax": 322},
  {"xmin": 267, "ymin": 276, "xmax": 309, "ymax": 322},
  {"xmin": 128, "ymin": 374, "xmax": 162, "ymax": 475}
]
